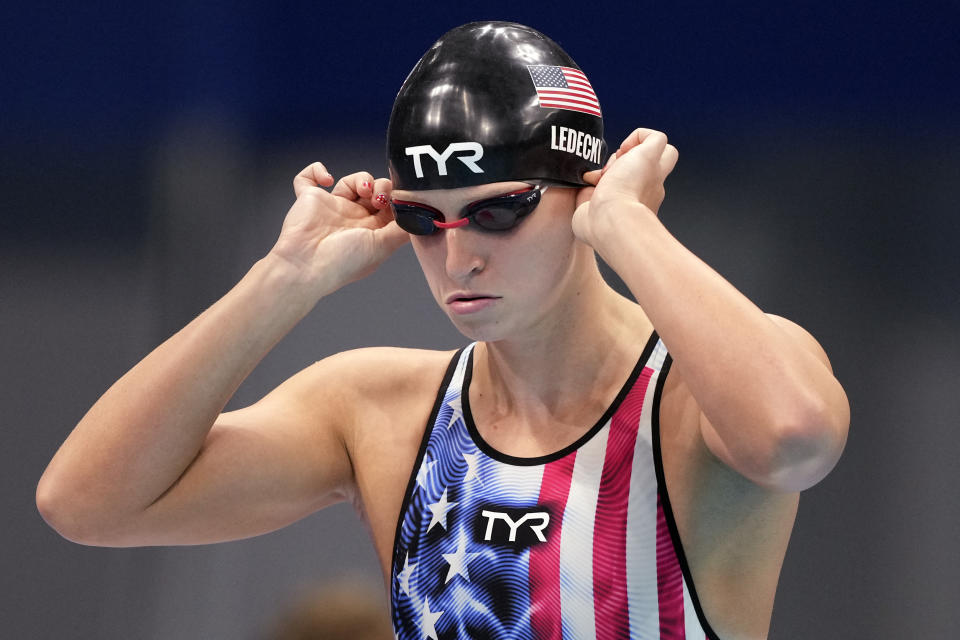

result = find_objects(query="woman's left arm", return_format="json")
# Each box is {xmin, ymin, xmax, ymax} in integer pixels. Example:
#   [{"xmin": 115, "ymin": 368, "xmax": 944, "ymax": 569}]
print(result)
[{"xmin": 574, "ymin": 128, "xmax": 850, "ymax": 492}]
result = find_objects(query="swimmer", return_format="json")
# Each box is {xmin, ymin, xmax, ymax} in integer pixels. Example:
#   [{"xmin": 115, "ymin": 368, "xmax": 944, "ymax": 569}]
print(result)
[{"xmin": 37, "ymin": 21, "xmax": 849, "ymax": 640}]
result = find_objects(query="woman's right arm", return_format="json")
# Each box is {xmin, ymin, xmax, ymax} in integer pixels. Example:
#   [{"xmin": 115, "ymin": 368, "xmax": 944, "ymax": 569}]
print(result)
[{"xmin": 35, "ymin": 163, "xmax": 406, "ymax": 546}]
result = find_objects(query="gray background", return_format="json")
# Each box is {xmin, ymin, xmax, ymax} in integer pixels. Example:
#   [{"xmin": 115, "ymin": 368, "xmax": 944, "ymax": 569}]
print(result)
[{"xmin": 4, "ymin": 2, "xmax": 958, "ymax": 638}]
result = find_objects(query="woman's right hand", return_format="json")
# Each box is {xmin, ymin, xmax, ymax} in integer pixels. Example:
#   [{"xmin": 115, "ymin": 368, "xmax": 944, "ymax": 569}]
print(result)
[{"xmin": 268, "ymin": 162, "xmax": 409, "ymax": 296}]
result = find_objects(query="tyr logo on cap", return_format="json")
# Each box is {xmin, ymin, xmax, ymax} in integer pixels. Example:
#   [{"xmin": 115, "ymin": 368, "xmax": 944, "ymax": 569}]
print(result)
[{"xmin": 405, "ymin": 142, "xmax": 485, "ymax": 178}]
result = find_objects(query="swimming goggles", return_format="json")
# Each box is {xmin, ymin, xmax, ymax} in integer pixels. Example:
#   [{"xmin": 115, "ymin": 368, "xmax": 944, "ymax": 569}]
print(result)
[{"xmin": 390, "ymin": 185, "xmax": 547, "ymax": 236}]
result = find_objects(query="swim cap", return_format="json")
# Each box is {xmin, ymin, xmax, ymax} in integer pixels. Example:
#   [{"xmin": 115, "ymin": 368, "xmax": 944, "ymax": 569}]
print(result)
[{"xmin": 387, "ymin": 21, "xmax": 606, "ymax": 191}]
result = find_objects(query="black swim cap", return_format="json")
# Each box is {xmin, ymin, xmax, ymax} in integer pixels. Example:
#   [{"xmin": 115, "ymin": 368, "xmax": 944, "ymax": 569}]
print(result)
[{"xmin": 387, "ymin": 21, "xmax": 606, "ymax": 191}]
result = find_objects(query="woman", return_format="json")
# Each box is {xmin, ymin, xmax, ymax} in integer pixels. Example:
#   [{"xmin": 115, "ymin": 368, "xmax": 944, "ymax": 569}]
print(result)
[{"xmin": 37, "ymin": 22, "xmax": 849, "ymax": 640}]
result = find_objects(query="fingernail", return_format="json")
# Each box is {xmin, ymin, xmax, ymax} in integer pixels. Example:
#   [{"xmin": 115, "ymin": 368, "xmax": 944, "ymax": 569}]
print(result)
[
  {"xmin": 362, "ymin": 181, "xmax": 371, "ymax": 190},
  {"xmin": 375, "ymin": 193, "xmax": 388, "ymax": 205}
]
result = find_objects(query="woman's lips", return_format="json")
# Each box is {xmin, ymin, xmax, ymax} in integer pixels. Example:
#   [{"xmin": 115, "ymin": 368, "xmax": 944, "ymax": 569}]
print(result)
[{"xmin": 447, "ymin": 296, "xmax": 499, "ymax": 315}]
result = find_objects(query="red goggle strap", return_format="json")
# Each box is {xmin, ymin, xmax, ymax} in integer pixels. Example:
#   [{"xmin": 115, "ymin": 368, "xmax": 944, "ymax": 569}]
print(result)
[{"xmin": 433, "ymin": 218, "xmax": 470, "ymax": 229}]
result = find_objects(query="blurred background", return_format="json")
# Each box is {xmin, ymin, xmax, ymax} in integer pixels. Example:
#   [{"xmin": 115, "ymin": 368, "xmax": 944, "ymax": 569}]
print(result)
[{"xmin": 4, "ymin": 1, "xmax": 958, "ymax": 638}]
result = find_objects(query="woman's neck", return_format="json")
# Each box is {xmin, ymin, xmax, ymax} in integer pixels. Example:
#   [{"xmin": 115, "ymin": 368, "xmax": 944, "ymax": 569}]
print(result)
[{"xmin": 472, "ymin": 264, "xmax": 652, "ymax": 426}]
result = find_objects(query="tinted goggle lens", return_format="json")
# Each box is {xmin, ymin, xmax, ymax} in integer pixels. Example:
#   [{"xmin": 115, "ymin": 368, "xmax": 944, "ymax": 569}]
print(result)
[
  {"xmin": 390, "ymin": 204, "xmax": 438, "ymax": 235},
  {"xmin": 391, "ymin": 186, "xmax": 544, "ymax": 236}
]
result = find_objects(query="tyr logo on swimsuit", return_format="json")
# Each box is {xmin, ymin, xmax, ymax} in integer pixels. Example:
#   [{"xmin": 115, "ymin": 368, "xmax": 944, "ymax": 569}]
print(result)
[
  {"xmin": 476, "ymin": 507, "xmax": 551, "ymax": 546},
  {"xmin": 405, "ymin": 142, "xmax": 485, "ymax": 177}
]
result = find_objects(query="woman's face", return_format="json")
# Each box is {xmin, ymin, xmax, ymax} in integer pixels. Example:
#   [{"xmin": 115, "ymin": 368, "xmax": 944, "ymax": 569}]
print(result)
[{"xmin": 392, "ymin": 182, "xmax": 584, "ymax": 342}]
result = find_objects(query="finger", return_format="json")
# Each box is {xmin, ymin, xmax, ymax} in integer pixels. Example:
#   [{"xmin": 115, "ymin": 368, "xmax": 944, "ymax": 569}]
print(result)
[
  {"xmin": 600, "ymin": 150, "xmax": 618, "ymax": 176},
  {"xmin": 331, "ymin": 171, "xmax": 376, "ymax": 201},
  {"xmin": 370, "ymin": 177, "xmax": 394, "ymax": 211},
  {"xmin": 617, "ymin": 128, "xmax": 661, "ymax": 154},
  {"xmin": 660, "ymin": 144, "xmax": 679, "ymax": 178},
  {"xmin": 371, "ymin": 194, "xmax": 397, "ymax": 228},
  {"xmin": 632, "ymin": 130, "xmax": 668, "ymax": 161},
  {"xmin": 582, "ymin": 169, "xmax": 601, "ymax": 185},
  {"xmin": 354, "ymin": 172, "xmax": 377, "ymax": 200},
  {"xmin": 610, "ymin": 131, "xmax": 668, "ymax": 177},
  {"xmin": 344, "ymin": 183, "xmax": 396, "ymax": 226},
  {"xmin": 293, "ymin": 162, "xmax": 334, "ymax": 197}
]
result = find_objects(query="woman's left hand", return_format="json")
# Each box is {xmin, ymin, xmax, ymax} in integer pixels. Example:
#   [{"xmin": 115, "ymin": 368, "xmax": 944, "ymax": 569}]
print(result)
[{"xmin": 572, "ymin": 128, "xmax": 679, "ymax": 248}]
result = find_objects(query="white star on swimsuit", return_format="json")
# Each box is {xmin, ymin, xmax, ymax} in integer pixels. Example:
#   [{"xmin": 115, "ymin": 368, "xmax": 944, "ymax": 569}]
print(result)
[
  {"xmin": 396, "ymin": 552, "xmax": 417, "ymax": 597},
  {"xmin": 421, "ymin": 597, "xmax": 443, "ymax": 640},
  {"xmin": 445, "ymin": 396, "xmax": 464, "ymax": 429},
  {"xmin": 441, "ymin": 532, "xmax": 479, "ymax": 583},
  {"xmin": 426, "ymin": 489, "xmax": 457, "ymax": 532},
  {"xmin": 416, "ymin": 456, "xmax": 437, "ymax": 489},
  {"xmin": 462, "ymin": 452, "xmax": 482, "ymax": 484}
]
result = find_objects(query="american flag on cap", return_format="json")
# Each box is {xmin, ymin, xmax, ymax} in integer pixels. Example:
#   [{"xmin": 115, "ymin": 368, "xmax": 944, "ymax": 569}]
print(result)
[{"xmin": 527, "ymin": 65, "xmax": 602, "ymax": 117}]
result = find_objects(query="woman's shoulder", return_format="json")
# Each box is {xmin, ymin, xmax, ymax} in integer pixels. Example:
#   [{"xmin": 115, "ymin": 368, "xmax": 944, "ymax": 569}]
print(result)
[{"xmin": 316, "ymin": 345, "xmax": 464, "ymax": 401}]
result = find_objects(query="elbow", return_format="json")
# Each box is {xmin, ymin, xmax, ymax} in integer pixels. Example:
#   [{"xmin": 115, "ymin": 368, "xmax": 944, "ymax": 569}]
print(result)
[
  {"xmin": 36, "ymin": 473, "xmax": 115, "ymax": 546},
  {"xmin": 760, "ymin": 395, "xmax": 850, "ymax": 492},
  {"xmin": 35, "ymin": 475, "xmax": 83, "ymax": 543}
]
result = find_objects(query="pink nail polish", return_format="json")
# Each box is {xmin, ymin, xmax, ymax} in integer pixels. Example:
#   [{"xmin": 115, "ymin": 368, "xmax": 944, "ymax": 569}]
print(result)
[
  {"xmin": 375, "ymin": 193, "xmax": 388, "ymax": 205},
  {"xmin": 362, "ymin": 181, "xmax": 371, "ymax": 189}
]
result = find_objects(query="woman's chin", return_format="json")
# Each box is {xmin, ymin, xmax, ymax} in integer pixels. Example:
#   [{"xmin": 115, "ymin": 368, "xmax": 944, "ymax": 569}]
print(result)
[{"xmin": 447, "ymin": 314, "xmax": 510, "ymax": 343}]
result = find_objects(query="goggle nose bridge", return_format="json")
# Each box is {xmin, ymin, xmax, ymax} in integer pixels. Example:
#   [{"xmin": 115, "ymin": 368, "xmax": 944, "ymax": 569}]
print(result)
[{"xmin": 433, "ymin": 218, "xmax": 471, "ymax": 229}]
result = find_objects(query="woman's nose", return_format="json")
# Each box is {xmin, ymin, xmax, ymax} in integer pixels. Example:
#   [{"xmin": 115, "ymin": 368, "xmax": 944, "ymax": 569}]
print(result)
[{"xmin": 443, "ymin": 226, "xmax": 486, "ymax": 279}]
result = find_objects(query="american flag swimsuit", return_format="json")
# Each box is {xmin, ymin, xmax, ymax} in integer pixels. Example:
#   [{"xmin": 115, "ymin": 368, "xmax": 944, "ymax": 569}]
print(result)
[{"xmin": 391, "ymin": 333, "xmax": 718, "ymax": 639}]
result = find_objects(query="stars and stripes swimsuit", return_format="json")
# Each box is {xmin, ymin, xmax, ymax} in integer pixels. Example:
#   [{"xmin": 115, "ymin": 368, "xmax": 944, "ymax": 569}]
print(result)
[{"xmin": 391, "ymin": 333, "xmax": 719, "ymax": 639}]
